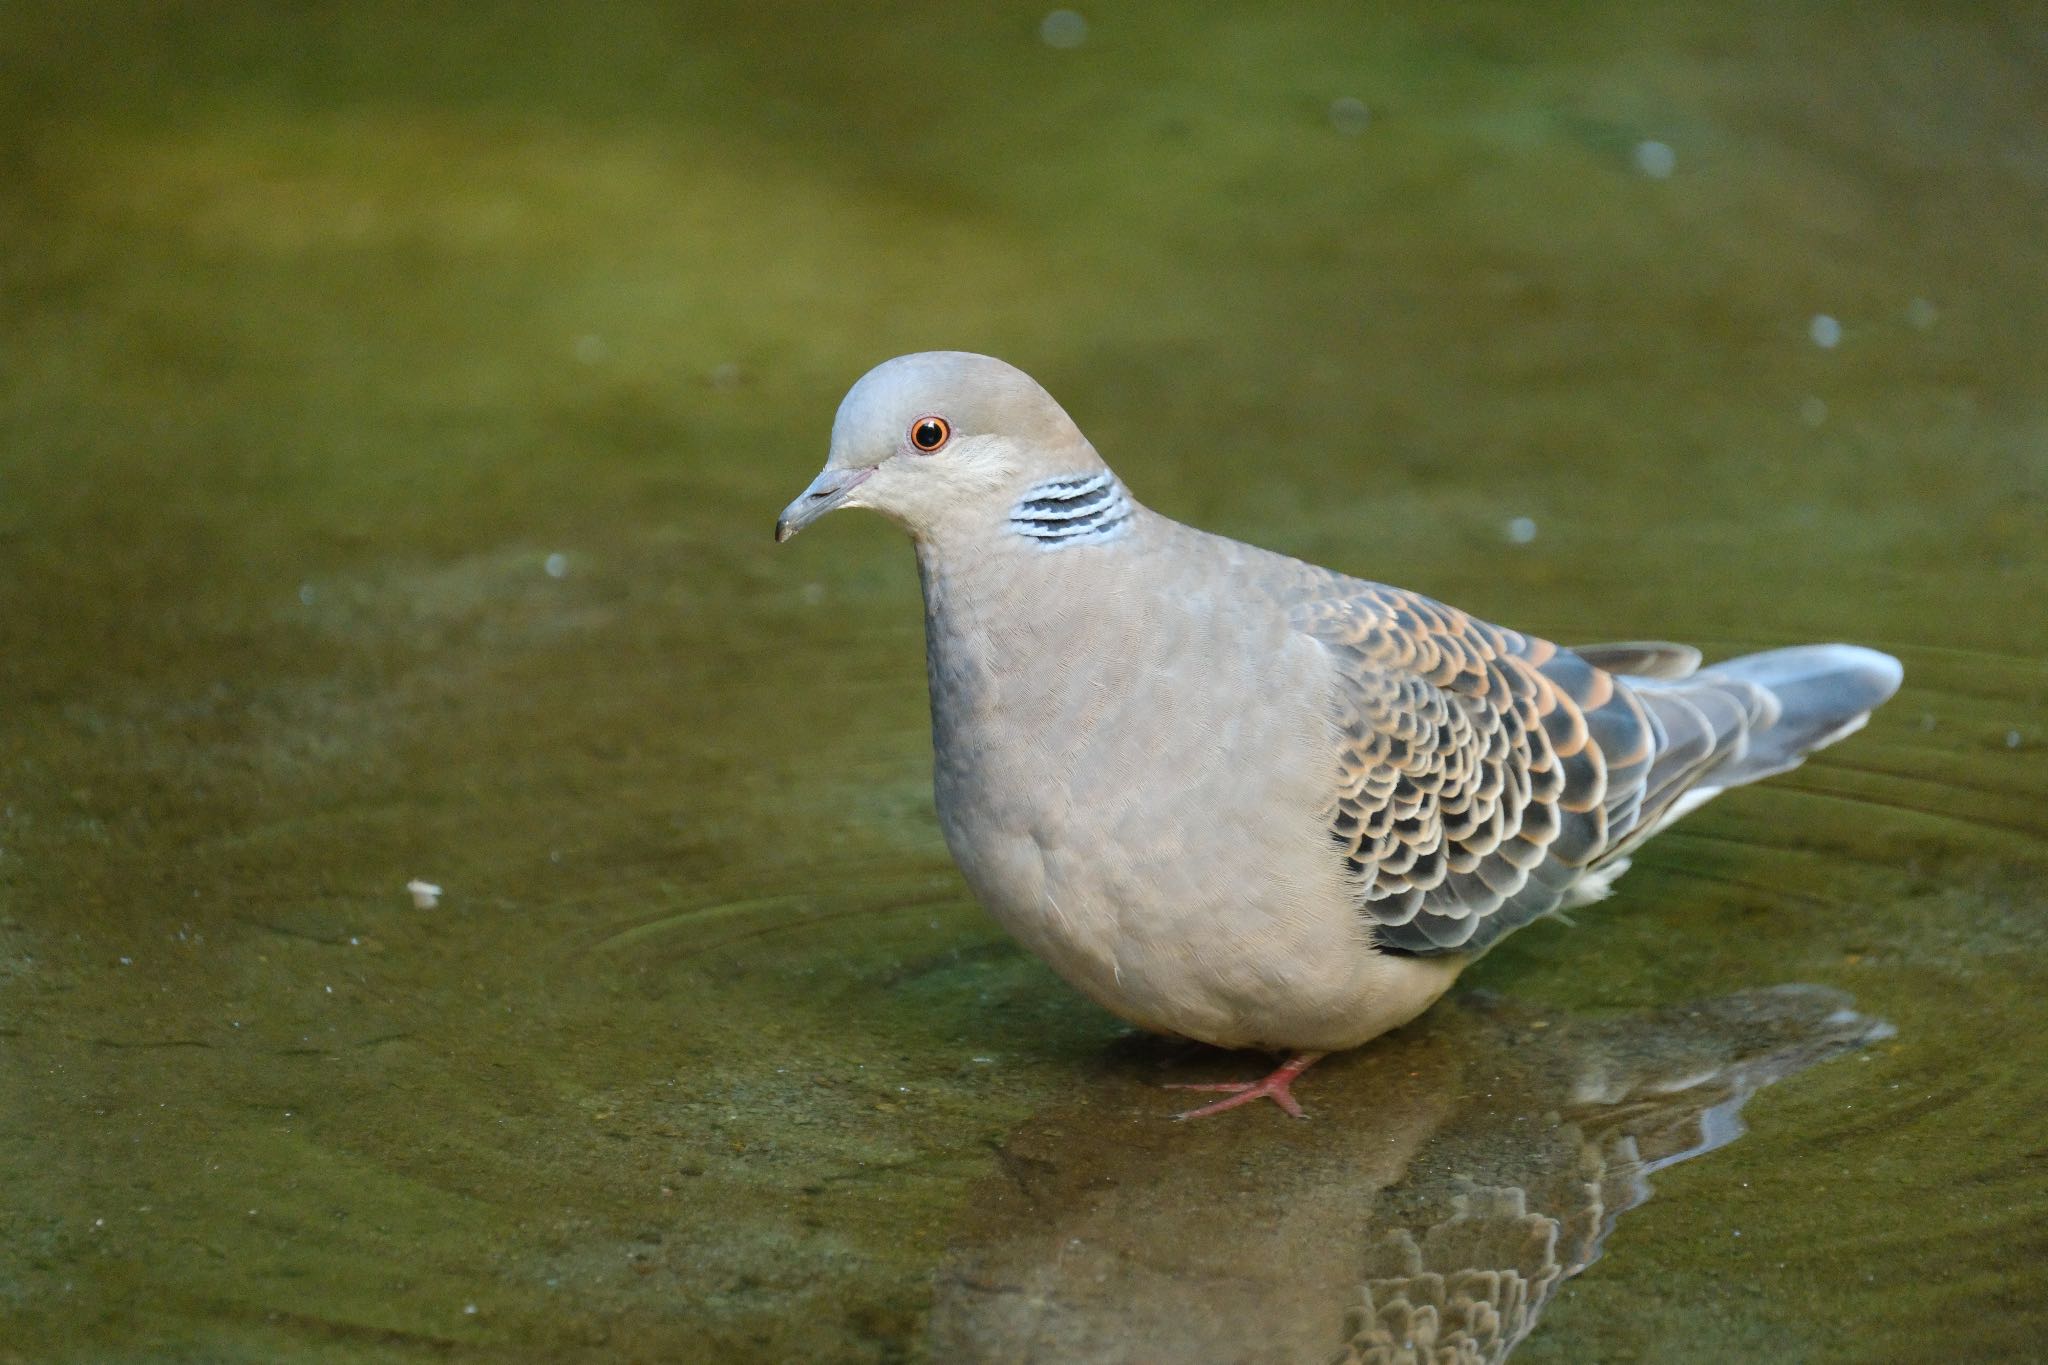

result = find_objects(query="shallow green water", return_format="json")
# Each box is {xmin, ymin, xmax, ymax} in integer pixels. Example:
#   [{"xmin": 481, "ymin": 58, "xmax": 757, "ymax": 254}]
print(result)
[{"xmin": 3, "ymin": 3, "xmax": 2044, "ymax": 1361}]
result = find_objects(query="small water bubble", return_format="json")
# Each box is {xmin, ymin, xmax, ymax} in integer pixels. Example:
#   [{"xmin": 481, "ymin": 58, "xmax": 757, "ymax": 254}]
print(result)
[
  {"xmin": 2006, "ymin": 729, "xmax": 2023, "ymax": 750},
  {"xmin": 1327, "ymin": 97, "xmax": 1371, "ymax": 136},
  {"xmin": 297, "ymin": 583, "xmax": 317, "ymax": 607},
  {"xmin": 1809, "ymin": 314, "xmax": 1843, "ymax": 349},
  {"xmin": 463, "ymin": 1303, "xmax": 478, "ymax": 1316},
  {"xmin": 574, "ymin": 335, "xmax": 608, "ymax": 366},
  {"xmin": 544, "ymin": 552, "xmax": 569, "ymax": 579},
  {"xmin": 1039, "ymin": 9, "xmax": 1087, "ymax": 48},
  {"xmin": 1905, "ymin": 297, "xmax": 1938, "ymax": 329},
  {"xmin": 1633, "ymin": 140, "xmax": 1676, "ymax": 179},
  {"xmin": 1505, "ymin": 516, "xmax": 1537, "ymax": 545},
  {"xmin": 1799, "ymin": 396, "xmax": 1829, "ymax": 427}
]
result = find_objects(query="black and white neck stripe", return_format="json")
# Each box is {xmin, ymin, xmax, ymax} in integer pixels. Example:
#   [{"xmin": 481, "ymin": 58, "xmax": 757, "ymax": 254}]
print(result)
[{"xmin": 1008, "ymin": 472, "xmax": 1135, "ymax": 547}]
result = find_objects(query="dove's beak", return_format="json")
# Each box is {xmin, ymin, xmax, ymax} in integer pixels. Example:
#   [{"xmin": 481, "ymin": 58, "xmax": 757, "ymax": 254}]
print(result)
[{"xmin": 775, "ymin": 466, "xmax": 874, "ymax": 543}]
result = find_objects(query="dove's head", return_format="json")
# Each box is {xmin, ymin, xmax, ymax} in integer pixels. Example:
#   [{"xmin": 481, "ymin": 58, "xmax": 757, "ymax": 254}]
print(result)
[{"xmin": 775, "ymin": 351, "xmax": 1105, "ymax": 543}]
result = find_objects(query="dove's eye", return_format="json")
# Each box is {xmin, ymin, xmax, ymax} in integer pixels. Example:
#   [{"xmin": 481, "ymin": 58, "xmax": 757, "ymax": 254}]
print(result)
[{"xmin": 909, "ymin": 416, "xmax": 952, "ymax": 454}]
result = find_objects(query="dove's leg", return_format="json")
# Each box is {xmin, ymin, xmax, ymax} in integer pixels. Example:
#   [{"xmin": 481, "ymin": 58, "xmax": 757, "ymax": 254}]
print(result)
[{"xmin": 1165, "ymin": 1051, "xmax": 1327, "ymax": 1120}]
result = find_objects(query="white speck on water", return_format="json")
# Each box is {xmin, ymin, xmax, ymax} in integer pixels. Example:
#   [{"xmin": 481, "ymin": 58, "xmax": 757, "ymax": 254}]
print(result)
[
  {"xmin": 1505, "ymin": 516, "xmax": 1538, "ymax": 545},
  {"xmin": 1906, "ymin": 297, "xmax": 1938, "ymax": 329},
  {"xmin": 349, "ymin": 936, "xmax": 361, "ymax": 946},
  {"xmin": 1633, "ymin": 140, "xmax": 1676, "ymax": 179},
  {"xmin": 1809, "ymin": 314, "xmax": 1843, "ymax": 348},
  {"xmin": 2006, "ymin": 729, "xmax": 2023, "ymax": 749},
  {"xmin": 93, "ymin": 1217, "xmax": 104, "ymax": 1229},
  {"xmin": 463, "ymin": 1303, "xmax": 478, "ymax": 1316},
  {"xmin": 407, "ymin": 879, "xmax": 443, "ymax": 909},
  {"xmin": 324, "ymin": 985, "xmax": 334, "ymax": 995},
  {"xmin": 1800, "ymin": 396, "xmax": 1829, "ymax": 427},
  {"xmin": 297, "ymin": 583, "xmax": 317, "ymax": 607},
  {"xmin": 1327, "ymin": 97, "xmax": 1371, "ymax": 136},
  {"xmin": 544, "ymin": 552, "xmax": 569, "ymax": 579},
  {"xmin": 1039, "ymin": 9, "xmax": 1087, "ymax": 48},
  {"xmin": 118, "ymin": 956, "xmax": 132, "ymax": 966},
  {"xmin": 573, "ymin": 334, "xmax": 607, "ymax": 366}
]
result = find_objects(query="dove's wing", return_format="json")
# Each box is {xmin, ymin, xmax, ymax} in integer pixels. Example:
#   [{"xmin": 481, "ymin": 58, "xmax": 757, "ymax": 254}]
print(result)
[
  {"xmin": 1568, "ymin": 640, "xmax": 1702, "ymax": 680},
  {"xmin": 1293, "ymin": 584, "xmax": 1769, "ymax": 955}
]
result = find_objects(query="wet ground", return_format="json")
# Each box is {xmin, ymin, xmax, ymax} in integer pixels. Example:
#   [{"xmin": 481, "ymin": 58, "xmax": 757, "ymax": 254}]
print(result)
[{"xmin": 3, "ymin": 3, "xmax": 2045, "ymax": 1361}]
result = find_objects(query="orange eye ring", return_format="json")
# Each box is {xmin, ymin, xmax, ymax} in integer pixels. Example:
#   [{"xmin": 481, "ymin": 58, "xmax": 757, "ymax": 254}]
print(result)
[{"xmin": 908, "ymin": 415, "xmax": 951, "ymax": 453}]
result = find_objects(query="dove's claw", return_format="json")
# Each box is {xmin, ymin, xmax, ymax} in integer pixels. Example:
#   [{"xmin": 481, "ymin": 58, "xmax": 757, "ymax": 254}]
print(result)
[{"xmin": 1166, "ymin": 1051, "xmax": 1326, "ymax": 1120}]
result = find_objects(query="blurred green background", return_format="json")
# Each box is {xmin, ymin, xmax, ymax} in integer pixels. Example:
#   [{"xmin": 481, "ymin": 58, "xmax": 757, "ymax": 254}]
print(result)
[{"xmin": 2, "ymin": 3, "xmax": 2043, "ymax": 1361}]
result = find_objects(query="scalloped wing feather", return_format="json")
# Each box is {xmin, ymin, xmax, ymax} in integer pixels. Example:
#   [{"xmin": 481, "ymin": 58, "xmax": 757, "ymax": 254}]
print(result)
[{"xmin": 1295, "ymin": 586, "xmax": 1763, "ymax": 957}]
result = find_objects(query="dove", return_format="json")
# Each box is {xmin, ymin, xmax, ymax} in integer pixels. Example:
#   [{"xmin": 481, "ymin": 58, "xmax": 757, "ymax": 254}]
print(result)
[{"xmin": 775, "ymin": 351, "xmax": 1903, "ymax": 1119}]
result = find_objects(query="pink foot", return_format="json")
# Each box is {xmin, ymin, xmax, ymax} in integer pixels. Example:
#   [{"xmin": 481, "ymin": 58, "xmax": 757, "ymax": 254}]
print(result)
[{"xmin": 1164, "ymin": 1051, "xmax": 1328, "ymax": 1120}]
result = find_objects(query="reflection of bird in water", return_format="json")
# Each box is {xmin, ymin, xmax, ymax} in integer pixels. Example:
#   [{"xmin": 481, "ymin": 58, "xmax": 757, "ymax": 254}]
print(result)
[{"xmin": 931, "ymin": 985, "xmax": 1889, "ymax": 1365}]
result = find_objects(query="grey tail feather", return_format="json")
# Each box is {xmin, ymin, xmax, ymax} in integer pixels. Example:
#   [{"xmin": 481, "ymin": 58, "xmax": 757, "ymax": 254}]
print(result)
[
  {"xmin": 1611, "ymin": 644, "xmax": 1902, "ymax": 853},
  {"xmin": 1693, "ymin": 643, "xmax": 1903, "ymax": 787}
]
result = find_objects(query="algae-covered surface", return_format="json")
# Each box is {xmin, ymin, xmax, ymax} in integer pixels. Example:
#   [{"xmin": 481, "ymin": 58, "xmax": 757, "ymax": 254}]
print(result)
[{"xmin": 3, "ymin": 3, "xmax": 2045, "ymax": 1360}]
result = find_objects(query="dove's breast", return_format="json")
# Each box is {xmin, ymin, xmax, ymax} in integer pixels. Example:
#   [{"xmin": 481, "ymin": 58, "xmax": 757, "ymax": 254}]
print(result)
[{"xmin": 913, "ymin": 516, "xmax": 1444, "ymax": 1049}]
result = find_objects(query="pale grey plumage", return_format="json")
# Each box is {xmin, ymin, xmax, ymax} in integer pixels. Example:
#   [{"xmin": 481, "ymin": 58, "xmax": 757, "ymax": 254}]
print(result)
[{"xmin": 777, "ymin": 351, "xmax": 1904, "ymax": 1062}]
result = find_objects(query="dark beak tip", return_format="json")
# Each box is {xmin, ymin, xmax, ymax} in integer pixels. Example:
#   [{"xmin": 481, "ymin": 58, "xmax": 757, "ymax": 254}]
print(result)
[{"xmin": 774, "ymin": 520, "xmax": 793, "ymax": 543}]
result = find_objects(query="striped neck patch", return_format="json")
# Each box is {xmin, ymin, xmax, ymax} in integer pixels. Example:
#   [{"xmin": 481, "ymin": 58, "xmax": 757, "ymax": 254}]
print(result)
[{"xmin": 1009, "ymin": 472, "xmax": 1134, "ymax": 546}]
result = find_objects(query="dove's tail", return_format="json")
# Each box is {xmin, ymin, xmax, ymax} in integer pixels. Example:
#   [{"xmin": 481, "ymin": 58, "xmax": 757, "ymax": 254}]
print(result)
[
  {"xmin": 1616, "ymin": 644, "xmax": 1904, "ymax": 847},
  {"xmin": 1694, "ymin": 644, "xmax": 1904, "ymax": 785}
]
